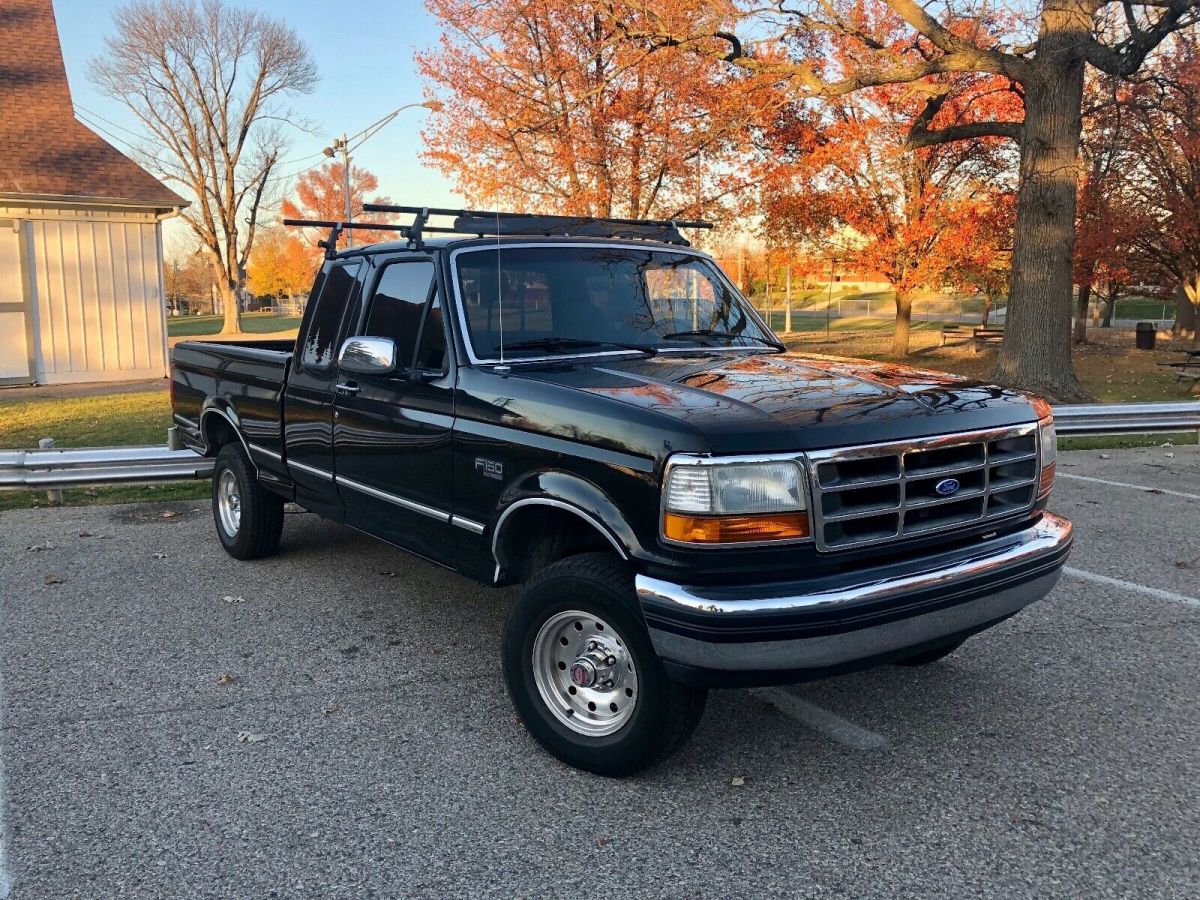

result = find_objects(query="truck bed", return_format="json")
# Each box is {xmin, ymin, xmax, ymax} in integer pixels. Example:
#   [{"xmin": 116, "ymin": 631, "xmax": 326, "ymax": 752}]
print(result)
[{"xmin": 170, "ymin": 340, "xmax": 293, "ymax": 478}]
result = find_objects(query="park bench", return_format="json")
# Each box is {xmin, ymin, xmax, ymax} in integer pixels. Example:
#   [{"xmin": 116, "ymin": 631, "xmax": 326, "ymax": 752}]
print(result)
[
  {"xmin": 940, "ymin": 323, "xmax": 968, "ymax": 346},
  {"xmin": 972, "ymin": 326, "xmax": 1005, "ymax": 352}
]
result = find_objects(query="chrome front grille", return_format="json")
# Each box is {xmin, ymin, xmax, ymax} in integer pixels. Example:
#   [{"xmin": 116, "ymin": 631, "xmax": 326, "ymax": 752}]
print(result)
[{"xmin": 807, "ymin": 424, "xmax": 1040, "ymax": 552}]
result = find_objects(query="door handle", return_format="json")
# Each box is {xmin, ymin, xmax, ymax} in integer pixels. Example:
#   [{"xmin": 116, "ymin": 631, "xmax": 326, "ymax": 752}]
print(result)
[{"xmin": 334, "ymin": 381, "xmax": 360, "ymax": 395}]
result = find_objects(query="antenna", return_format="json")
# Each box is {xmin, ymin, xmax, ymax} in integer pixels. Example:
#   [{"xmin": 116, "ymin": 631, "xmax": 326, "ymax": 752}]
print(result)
[{"xmin": 495, "ymin": 209, "xmax": 509, "ymax": 375}]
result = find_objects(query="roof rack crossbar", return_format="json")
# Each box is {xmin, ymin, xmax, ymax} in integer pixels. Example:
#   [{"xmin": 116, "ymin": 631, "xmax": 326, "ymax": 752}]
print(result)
[{"xmin": 282, "ymin": 217, "xmax": 413, "ymax": 259}]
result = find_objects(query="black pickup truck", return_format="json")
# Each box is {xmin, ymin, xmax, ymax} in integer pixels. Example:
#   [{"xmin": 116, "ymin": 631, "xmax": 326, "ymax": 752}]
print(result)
[{"xmin": 171, "ymin": 206, "xmax": 1072, "ymax": 775}]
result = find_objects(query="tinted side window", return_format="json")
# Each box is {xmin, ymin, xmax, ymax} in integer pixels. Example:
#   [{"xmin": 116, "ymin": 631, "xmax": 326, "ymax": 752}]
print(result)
[
  {"xmin": 364, "ymin": 261, "xmax": 435, "ymax": 367},
  {"xmin": 415, "ymin": 292, "xmax": 446, "ymax": 371},
  {"xmin": 301, "ymin": 262, "xmax": 360, "ymax": 370}
]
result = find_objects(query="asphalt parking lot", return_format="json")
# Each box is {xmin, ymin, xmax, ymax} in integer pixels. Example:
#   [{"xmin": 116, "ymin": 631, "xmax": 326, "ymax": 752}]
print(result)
[{"xmin": 1, "ymin": 445, "xmax": 1198, "ymax": 899}]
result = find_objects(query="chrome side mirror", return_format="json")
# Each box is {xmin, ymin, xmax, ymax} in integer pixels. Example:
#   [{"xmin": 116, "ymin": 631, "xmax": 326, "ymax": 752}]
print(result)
[{"xmin": 337, "ymin": 336, "xmax": 397, "ymax": 375}]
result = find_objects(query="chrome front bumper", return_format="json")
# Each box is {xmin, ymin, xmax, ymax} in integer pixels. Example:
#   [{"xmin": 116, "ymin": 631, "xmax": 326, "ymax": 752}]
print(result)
[{"xmin": 635, "ymin": 512, "xmax": 1072, "ymax": 680}]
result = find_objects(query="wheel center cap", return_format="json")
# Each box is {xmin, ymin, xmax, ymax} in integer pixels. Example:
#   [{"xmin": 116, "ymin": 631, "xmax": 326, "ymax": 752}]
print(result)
[{"xmin": 569, "ymin": 659, "xmax": 597, "ymax": 688}]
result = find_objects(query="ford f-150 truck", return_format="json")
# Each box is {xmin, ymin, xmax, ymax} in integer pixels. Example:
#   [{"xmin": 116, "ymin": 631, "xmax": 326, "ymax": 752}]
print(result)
[{"xmin": 171, "ymin": 205, "xmax": 1072, "ymax": 776}]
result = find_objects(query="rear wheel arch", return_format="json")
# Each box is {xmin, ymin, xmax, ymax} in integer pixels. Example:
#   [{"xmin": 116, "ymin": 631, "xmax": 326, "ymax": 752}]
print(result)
[{"xmin": 200, "ymin": 405, "xmax": 254, "ymax": 467}]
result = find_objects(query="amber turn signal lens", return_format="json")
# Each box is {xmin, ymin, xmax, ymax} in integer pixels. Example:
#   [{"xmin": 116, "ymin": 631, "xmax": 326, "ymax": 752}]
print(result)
[
  {"xmin": 663, "ymin": 512, "xmax": 810, "ymax": 544},
  {"xmin": 1038, "ymin": 460, "xmax": 1055, "ymax": 498}
]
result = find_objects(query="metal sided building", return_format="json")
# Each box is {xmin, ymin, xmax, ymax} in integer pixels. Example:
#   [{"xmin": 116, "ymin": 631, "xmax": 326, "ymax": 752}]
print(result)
[{"xmin": 0, "ymin": 0, "xmax": 186, "ymax": 386}]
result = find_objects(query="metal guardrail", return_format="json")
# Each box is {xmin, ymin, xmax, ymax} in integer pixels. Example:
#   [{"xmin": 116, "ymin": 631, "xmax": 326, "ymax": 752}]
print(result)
[
  {"xmin": 0, "ymin": 443, "xmax": 212, "ymax": 490},
  {"xmin": 1053, "ymin": 401, "xmax": 1200, "ymax": 436},
  {"xmin": 1, "ymin": 402, "xmax": 1198, "ymax": 492}
]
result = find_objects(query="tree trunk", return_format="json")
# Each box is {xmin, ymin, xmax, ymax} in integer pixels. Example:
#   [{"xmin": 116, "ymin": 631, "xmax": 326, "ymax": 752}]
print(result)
[
  {"xmin": 891, "ymin": 291, "xmax": 914, "ymax": 356},
  {"xmin": 1175, "ymin": 277, "xmax": 1198, "ymax": 342},
  {"xmin": 994, "ymin": 48, "xmax": 1089, "ymax": 400},
  {"xmin": 1101, "ymin": 288, "xmax": 1115, "ymax": 328},
  {"xmin": 981, "ymin": 290, "xmax": 995, "ymax": 327},
  {"xmin": 219, "ymin": 279, "xmax": 242, "ymax": 334},
  {"xmin": 1073, "ymin": 281, "xmax": 1090, "ymax": 344}
]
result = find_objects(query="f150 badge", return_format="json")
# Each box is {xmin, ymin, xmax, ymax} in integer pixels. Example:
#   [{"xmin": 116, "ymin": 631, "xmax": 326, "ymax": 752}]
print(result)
[{"xmin": 475, "ymin": 457, "xmax": 504, "ymax": 480}]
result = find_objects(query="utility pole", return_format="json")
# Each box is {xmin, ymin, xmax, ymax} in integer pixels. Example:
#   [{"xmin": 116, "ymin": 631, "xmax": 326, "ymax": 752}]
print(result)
[
  {"xmin": 785, "ymin": 265, "xmax": 792, "ymax": 333},
  {"xmin": 323, "ymin": 133, "xmax": 353, "ymax": 246},
  {"xmin": 826, "ymin": 255, "xmax": 836, "ymax": 336},
  {"xmin": 322, "ymin": 101, "xmax": 443, "ymax": 250}
]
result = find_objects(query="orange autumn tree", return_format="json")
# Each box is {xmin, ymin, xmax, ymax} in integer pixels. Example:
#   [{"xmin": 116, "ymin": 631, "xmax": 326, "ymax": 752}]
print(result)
[
  {"xmin": 416, "ymin": 0, "xmax": 787, "ymax": 222},
  {"xmin": 246, "ymin": 227, "xmax": 314, "ymax": 300},
  {"xmin": 763, "ymin": 69, "xmax": 1019, "ymax": 355},
  {"xmin": 281, "ymin": 162, "xmax": 396, "ymax": 256}
]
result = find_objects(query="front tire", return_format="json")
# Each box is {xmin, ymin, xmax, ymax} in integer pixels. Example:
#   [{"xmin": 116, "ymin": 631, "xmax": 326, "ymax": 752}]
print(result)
[
  {"xmin": 211, "ymin": 442, "xmax": 284, "ymax": 560},
  {"xmin": 502, "ymin": 553, "xmax": 707, "ymax": 776}
]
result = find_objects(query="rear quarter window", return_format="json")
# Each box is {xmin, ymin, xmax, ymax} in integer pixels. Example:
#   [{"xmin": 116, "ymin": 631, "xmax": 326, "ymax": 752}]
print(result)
[{"xmin": 301, "ymin": 262, "xmax": 360, "ymax": 370}]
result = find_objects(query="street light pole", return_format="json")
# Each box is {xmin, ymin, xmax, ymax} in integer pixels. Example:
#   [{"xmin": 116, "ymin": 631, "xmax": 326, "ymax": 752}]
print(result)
[
  {"xmin": 826, "ymin": 254, "xmax": 836, "ymax": 336},
  {"xmin": 322, "ymin": 101, "xmax": 444, "ymax": 249}
]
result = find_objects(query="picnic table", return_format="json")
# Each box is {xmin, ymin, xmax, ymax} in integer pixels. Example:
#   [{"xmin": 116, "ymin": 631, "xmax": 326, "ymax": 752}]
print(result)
[
  {"xmin": 940, "ymin": 323, "xmax": 1005, "ymax": 351},
  {"xmin": 1160, "ymin": 348, "xmax": 1200, "ymax": 392}
]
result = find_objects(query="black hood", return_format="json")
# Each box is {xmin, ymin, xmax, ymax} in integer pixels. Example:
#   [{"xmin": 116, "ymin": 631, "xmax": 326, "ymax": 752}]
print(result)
[{"xmin": 510, "ymin": 351, "xmax": 1038, "ymax": 454}]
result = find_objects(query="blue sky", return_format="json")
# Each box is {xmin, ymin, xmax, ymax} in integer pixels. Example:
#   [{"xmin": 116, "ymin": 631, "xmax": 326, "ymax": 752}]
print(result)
[{"xmin": 53, "ymin": 0, "xmax": 462, "ymax": 254}]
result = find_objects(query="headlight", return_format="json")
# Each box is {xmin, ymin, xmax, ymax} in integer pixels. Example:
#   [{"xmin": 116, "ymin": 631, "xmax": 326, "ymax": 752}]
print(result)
[
  {"xmin": 1031, "ymin": 397, "xmax": 1056, "ymax": 498},
  {"xmin": 662, "ymin": 459, "xmax": 810, "ymax": 544}
]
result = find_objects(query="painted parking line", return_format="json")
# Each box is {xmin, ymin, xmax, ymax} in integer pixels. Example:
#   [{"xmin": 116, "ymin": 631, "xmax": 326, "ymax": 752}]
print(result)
[
  {"xmin": 1064, "ymin": 566, "xmax": 1200, "ymax": 611},
  {"xmin": 0, "ymin": 705, "xmax": 10, "ymax": 900},
  {"xmin": 1057, "ymin": 473, "xmax": 1200, "ymax": 501},
  {"xmin": 752, "ymin": 688, "xmax": 888, "ymax": 751}
]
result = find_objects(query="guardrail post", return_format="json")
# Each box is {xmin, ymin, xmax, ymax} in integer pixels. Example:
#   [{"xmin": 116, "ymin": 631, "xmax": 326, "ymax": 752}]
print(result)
[{"xmin": 38, "ymin": 437, "xmax": 63, "ymax": 505}]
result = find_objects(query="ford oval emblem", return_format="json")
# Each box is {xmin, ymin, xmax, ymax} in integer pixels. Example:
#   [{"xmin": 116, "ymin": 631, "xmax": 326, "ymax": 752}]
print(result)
[{"xmin": 934, "ymin": 478, "xmax": 961, "ymax": 497}]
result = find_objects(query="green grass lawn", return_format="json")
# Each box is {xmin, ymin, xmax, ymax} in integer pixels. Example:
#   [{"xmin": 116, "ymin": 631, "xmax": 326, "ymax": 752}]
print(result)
[
  {"xmin": 1, "ymin": 390, "xmax": 173, "ymax": 448},
  {"xmin": 167, "ymin": 311, "xmax": 302, "ymax": 337},
  {"xmin": 0, "ymin": 389, "xmax": 210, "ymax": 511}
]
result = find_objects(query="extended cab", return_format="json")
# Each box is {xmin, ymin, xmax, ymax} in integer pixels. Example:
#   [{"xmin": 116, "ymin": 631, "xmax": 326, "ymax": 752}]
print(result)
[{"xmin": 171, "ymin": 207, "xmax": 1072, "ymax": 775}]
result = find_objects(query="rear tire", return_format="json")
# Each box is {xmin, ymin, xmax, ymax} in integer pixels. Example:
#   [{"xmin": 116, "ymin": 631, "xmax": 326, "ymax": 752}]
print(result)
[
  {"xmin": 212, "ymin": 442, "xmax": 284, "ymax": 560},
  {"xmin": 892, "ymin": 639, "xmax": 966, "ymax": 667},
  {"xmin": 502, "ymin": 552, "xmax": 707, "ymax": 776}
]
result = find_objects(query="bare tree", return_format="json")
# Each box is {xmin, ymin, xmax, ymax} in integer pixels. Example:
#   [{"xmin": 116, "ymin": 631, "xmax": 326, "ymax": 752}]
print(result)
[
  {"xmin": 91, "ymin": 0, "xmax": 317, "ymax": 334},
  {"xmin": 619, "ymin": 0, "xmax": 1200, "ymax": 399}
]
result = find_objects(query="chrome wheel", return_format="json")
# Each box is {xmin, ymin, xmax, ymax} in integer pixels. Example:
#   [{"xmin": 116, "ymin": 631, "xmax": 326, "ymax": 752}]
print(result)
[
  {"xmin": 531, "ymin": 609, "xmax": 640, "ymax": 737},
  {"xmin": 216, "ymin": 468, "xmax": 242, "ymax": 537}
]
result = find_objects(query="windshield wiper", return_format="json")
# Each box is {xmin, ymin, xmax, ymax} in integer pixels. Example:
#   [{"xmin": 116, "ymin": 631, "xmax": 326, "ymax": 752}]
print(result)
[
  {"xmin": 660, "ymin": 330, "xmax": 786, "ymax": 352},
  {"xmin": 499, "ymin": 337, "xmax": 657, "ymax": 356}
]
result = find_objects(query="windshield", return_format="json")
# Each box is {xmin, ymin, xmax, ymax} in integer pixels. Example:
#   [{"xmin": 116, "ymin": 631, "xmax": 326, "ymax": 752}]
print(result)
[{"xmin": 454, "ymin": 246, "xmax": 777, "ymax": 361}]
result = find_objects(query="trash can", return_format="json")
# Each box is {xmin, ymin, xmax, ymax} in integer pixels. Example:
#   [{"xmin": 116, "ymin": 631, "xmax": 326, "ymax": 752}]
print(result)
[{"xmin": 1135, "ymin": 322, "xmax": 1156, "ymax": 350}]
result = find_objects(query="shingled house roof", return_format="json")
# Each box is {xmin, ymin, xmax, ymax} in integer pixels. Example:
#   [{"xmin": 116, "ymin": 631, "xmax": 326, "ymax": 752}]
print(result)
[{"xmin": 0, "ymin": 0, "xmax": 185, "ymax": 208}]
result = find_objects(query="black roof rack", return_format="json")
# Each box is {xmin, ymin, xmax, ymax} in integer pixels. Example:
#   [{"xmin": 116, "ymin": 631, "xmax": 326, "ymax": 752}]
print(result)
[
  {"xmin": 284, "ymin": 207, "xmax": 714, "ymax": 256},
  {"xmin": 362, "ymin": 204, "xmax": 712, "ymax": 250}
]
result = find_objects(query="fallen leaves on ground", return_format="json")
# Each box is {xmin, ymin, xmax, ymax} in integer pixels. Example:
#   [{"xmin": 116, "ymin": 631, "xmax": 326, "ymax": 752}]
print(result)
[
  {"xmin": 78, "ymin": 531, "xmax": 93, "ymax": 538},
  {"xmin": 160, "ymin": 510, "xmax": 178, "ymax": 519},
  {"xmin": 323, "ymin": 703, "xmax": 341, "ymax": 716},
  {"xmin": 222, "ymin": 595, "xmax": 246, "ymax": 604},
  {"xmin": 154, "ymin": 552, "xmax": 169, "ymax": 559},
  {"xmin": 731, "ymin": 775, "xmax": 746, "ymax": 786},
  {"xmin": 216, "ymin": 674, "xmax": 235, "ymax": 686},
  {"xmin": 43, "ymin": 574, "xmax": 63, "ymax": 585},
  {"xmin": 236, "ymin": 731, "xmax": 266, "ymax": 744}
]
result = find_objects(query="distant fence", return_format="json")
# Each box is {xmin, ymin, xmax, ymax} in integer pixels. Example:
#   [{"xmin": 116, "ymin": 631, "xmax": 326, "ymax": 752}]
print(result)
[
  {"xmin": 2, "ymin": 405, "xmax": 1198, "ymax": 493},
  {"xmin": 752, "ymin": 294, "xmax": 1177, "ymax": 332}
]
